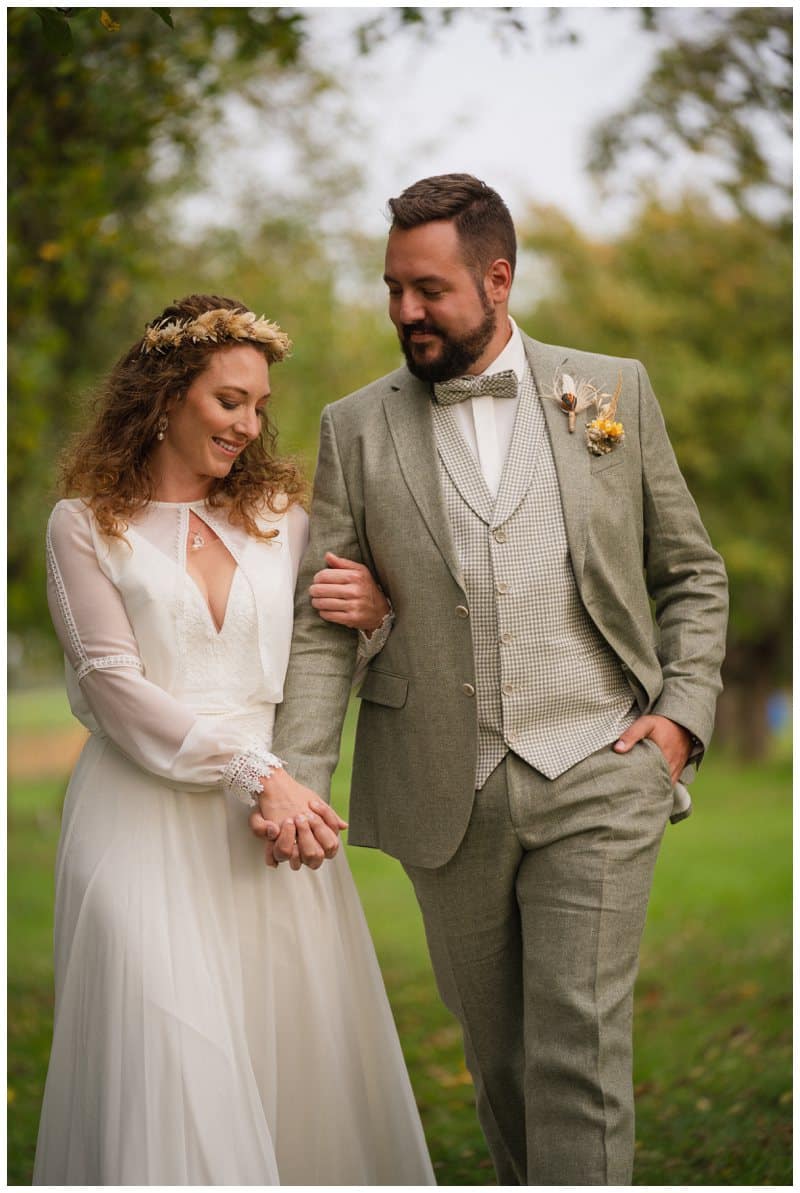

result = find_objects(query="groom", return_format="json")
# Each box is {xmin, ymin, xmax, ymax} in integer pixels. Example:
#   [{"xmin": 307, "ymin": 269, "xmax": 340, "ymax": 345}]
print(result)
[{"xmin": 262, "ymin": 174, "xmax": 728, "ymax": 1184}]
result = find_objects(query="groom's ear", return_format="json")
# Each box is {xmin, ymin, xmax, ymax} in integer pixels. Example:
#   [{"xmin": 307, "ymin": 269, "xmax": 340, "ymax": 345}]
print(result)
[{"xmin": 484, "ymin": 258, "xmax": 513, "ymax": 303}]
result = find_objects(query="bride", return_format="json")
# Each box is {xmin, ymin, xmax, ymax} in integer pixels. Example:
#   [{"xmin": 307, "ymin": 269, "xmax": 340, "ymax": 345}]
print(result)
[{"xmin": 34, "ymin": 294, "xmax": 435, "ymax": 1185}]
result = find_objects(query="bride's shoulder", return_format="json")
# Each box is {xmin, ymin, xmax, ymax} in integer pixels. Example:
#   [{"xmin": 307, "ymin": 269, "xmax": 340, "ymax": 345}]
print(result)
[
  {"xmin": 250, "ymin": 495, "xmax": 308, "ymax": 565},
  {"xmin": 47, "ymin": 497, "xmax": 93, "ymax": 535},
  {"xmin": 283, "ymin": 500, "xmax": 309, "ymax": 533},
  {"xmin": 252, "ymin": 492, "xmax": 308, "ymax": 533},
  {"xmin": 49, "ymin": 496, "xmax": 89, "ymax": 516},
  {"xmin": 46, "ymin": 499, "xmax": 102, "ymax": 563}
]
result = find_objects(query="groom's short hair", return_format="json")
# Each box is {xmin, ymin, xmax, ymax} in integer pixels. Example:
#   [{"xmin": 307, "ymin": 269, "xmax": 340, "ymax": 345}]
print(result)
[{"xmin": 387, "ymin": 173, "xmax": 517, "ymax": 280}]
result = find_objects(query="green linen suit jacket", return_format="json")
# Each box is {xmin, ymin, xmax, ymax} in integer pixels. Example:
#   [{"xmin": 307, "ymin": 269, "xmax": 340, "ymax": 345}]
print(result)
[{"xmin": 272, "ymin": 333, "xmax": 729, "ymax": 869}]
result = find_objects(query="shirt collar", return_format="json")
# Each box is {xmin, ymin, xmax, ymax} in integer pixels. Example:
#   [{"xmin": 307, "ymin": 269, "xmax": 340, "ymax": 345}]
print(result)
[{"xmin": 479, "ymin": 316, "xmax": 526, "ymax": 383}]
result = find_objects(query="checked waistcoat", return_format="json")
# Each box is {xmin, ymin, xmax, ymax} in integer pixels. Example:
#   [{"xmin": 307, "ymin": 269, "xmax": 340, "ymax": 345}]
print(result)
[{"xmin": 432, "ymin": 364, "xmax": 637, "ymax": 787}]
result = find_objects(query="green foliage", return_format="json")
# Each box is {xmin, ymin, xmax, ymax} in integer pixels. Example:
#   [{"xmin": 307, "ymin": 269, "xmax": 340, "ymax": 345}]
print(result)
[
  {"xmin": 354, "ymin": 6, "xmax": 526, "ymax": 55},
  {"xmin": 590, "ymin": 8, "xmax": 792, "ymax": 220},
  {"xmin": 518, "ymin": 197, "xmax": 791, "ymax": 717},
  {"xmin": 7, "ymin": 7, "xmax": 320, "ymax": 643}
]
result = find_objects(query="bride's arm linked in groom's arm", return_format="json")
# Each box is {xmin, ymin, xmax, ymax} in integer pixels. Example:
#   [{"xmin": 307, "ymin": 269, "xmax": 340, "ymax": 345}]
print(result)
[
  {"xmin": 264, "ymin": 406, "xmax": 391, "ymax": 864},
  {"xmin": 254, "ymin": 512, "xmax": 391, "ymax": 868}
]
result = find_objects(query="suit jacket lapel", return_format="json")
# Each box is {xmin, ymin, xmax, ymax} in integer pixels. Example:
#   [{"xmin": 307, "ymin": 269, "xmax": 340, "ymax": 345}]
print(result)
[
  {"xmin": 382, "ymin": 371, "xmax": 465, "ymax": 589},
  {"xmin": 522, "ymin": 334, "xmax": 591, "ymax": 584}
]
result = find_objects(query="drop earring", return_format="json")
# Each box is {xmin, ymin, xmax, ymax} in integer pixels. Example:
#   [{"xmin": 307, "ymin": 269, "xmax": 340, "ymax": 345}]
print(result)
[{"xmin": 156, "ymin": 415, "xmax": 168, "ymax": 442}]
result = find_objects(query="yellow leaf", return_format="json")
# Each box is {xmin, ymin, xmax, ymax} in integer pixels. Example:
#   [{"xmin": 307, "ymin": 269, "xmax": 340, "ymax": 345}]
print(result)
[
  {"xmin": 38, "ymin": 242, "xmax": 64, "ymax": 262},
  {"xmin": 100, "ymin": 11, "xmax": 121, "ymax": 33},
  {"xmin": 426, "ymin": 1063, "xmax": 474, "ymax": 1088}
]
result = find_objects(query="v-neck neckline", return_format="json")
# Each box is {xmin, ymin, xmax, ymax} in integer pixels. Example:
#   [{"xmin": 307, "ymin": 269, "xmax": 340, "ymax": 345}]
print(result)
[
  {"xmin": 185, "ymin": 564, "xmax": 240, "ymax": 637},
  {"xmin": 184, "ymin": 509, "xmax": 240, "ymax": 636}
]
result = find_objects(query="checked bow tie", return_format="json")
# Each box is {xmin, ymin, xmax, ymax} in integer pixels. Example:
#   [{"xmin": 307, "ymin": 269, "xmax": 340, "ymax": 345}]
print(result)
[{"xmin": 433, "ymin": 369, "xmax": 518, "ymax": 406}]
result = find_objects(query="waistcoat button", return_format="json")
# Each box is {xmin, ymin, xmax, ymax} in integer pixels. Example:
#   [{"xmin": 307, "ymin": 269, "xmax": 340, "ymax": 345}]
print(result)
[
  {"xmin": 496, "ymin": 581, "xmax": 510, "ymax": 595},
  {"xmin": 502, "ymin": 681, "xmax": 514, "ymax": 696},
  {"xmin": 493, "ymin": 529, "xmax": 507, "ymax": 543}
]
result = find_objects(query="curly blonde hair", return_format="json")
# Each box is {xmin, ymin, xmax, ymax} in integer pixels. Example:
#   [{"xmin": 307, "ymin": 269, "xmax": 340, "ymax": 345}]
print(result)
[{"xmin": 60, "ymin": 294, "xmax": 306, "ymax": 540}]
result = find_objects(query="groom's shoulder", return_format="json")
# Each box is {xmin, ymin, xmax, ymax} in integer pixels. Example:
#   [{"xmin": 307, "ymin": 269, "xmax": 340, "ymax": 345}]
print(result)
[
  {"xmin": 520, "ymin": 329, "xmax": 644, "ymax": 384},
  {"xmin": 324, "ymin": 365, "xmax": 411, "ymax": 425}
]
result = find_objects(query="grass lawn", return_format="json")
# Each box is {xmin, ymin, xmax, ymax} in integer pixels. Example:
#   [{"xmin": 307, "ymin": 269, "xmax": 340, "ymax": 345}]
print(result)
[{"xmin": 8, "ymin": 691, "xmax": 792, "ymax": 1185}]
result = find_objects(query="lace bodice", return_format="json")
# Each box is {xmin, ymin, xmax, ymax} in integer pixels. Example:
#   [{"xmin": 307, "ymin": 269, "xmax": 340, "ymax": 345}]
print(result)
[{"xmin": 181, "ymin": 569, "xmax": 266, "ymax": 712}]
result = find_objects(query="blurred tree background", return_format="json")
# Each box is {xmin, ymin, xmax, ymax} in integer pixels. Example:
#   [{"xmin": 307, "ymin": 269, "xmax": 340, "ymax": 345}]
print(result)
[
  {"xmin": 8, "ymin": 5, "xmax": 790, "ymax": 753},
  {"xmin": 7, "ymin": 6, "xmax": 792, "ymax": 1184}
]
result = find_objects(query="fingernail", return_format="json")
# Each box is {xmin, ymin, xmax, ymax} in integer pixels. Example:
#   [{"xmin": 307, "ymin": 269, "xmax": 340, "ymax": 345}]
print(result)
[{"xmin": 296, "ymin": 814, "xmax": 306, "ymax": 824}]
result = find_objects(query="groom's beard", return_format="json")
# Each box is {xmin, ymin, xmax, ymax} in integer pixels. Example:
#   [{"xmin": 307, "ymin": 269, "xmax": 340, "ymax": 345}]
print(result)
[{"xmin": 399, "ymin": 292, "xmax": 497, "ymax": 383}]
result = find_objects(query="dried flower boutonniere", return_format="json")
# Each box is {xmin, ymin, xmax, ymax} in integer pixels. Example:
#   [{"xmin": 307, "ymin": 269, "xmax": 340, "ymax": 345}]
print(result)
[
  {"xmin": 544, "ymin": 368, "xmax": 626, "ymax": 456},
  {"xmin": 544, "ymin": 371, "xmax": 599, "ymax": 432},
  {"xmin": 585, "ymin": 373, "xmax": 625, "ymax": 456}
]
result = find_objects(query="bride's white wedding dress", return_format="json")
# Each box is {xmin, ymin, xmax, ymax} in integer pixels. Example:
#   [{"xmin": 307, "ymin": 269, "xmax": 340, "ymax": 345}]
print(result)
[{"xmin": 34, "ymin": 497, "xmax": 435, "ymax": 1186}]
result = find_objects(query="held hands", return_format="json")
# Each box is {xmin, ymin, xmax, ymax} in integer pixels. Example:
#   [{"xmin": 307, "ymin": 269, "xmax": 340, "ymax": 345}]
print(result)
[
  {"xmin": 309, "ymin": 552, "xmax": 390, "ymax": 635},
  {"xmin": 248, "ymin": 768, "xmax": 347, "ymax": 871},
  {"xmin": 613, "ymin": 714, "xmax": 693, "ymax": 784}
]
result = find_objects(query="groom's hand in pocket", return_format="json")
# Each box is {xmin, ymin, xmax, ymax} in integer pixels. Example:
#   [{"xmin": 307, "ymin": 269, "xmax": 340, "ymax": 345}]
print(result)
[{"xmin": 613, "ymin": 714, "xmax": 693, "ymax": 784}]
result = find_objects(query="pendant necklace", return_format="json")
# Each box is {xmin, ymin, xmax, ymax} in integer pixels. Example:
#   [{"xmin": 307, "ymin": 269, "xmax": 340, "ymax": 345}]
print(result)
[{"xmin": 189, "ymin": 531, "xmax": 205, "ymax": 551}]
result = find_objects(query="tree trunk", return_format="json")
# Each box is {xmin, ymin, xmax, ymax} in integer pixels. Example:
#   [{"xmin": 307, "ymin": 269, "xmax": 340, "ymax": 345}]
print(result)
[{"xmin": 714, "ymin": 641, "xmax": 783, "ymax": 760}]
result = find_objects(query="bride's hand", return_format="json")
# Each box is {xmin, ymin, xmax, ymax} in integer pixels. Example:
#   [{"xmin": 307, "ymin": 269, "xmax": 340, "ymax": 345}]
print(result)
[
  {"xmin": 249, "ymin": 769, "xmax": 347, "ymax": 870},
  {"xmin": 309, "ymin": 552, "xmax": 390, "ymax": 634}
]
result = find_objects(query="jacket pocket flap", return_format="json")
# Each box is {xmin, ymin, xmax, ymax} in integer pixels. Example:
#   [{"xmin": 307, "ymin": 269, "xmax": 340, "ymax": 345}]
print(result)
[
  {"xmin": 357, "ymin": 669, "xmax": 409, "ymax": 709},
  {"xmin": 590, "ymin": 451, "xmax": 626, "ymax": 475}
]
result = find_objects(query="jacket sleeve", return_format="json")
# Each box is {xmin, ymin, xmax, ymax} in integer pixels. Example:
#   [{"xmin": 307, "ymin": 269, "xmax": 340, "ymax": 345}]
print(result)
[
  {"xmin": 637, "ymin": 363, "xmax": 729, "ymax": 753},
  {"xmin": 272, "ymin": 407, "xmax": 365, "ymax": 797},
  {"xmin": 46, "ymin": 501, "xmax": 282, "ymax": 804},
  {"xmin": 284, "ymin": 494, "xmax": 393, "ymax": 685}
]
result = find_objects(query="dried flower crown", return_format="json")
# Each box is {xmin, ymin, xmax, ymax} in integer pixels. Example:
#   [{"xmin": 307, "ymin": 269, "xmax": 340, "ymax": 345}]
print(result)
[{"xmin": 140, "ymin": 308, "xmax": 291, "ymax": 361}]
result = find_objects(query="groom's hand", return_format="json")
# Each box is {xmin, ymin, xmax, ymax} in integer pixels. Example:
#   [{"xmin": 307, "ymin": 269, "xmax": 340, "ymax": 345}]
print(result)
[
  {"xmin": 613, "ymin": 714, "xmax": 693, "ymax": 784},
  {"xmin": 309, "ymin": 552, "xmax": 390, "ymax": 634},
  {"xmin": 249, "ymin": 769, "xmax": 347, "ymax": 869}
]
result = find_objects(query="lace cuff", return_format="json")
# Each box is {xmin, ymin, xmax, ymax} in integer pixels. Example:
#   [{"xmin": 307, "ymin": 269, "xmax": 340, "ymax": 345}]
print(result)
[
  {"xmin": 76, "ymin": 653, "xmax": 144, "ymax": 682},
  {"xmin": 223, "ymin": 746, "xmax": 286, "ymax": 807},
  {"xmin": 357, "ymin": 604, "xmax": 395, "ymax": 660}
]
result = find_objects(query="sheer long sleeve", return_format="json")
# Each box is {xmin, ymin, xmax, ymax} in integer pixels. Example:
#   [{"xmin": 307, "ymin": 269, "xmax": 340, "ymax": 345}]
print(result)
[{"xmin": 46, "ymin": 502, "xmax": 283, "ymax": 805}]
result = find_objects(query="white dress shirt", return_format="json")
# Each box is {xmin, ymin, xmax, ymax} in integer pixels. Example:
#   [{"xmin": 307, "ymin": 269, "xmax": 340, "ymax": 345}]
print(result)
[{"xmin": 451, "ymin": 316, "xmax": 526, "ymax": 497}]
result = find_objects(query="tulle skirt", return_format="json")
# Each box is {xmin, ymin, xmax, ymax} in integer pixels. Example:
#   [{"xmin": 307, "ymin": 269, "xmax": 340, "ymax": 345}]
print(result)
[{"xmin": 33, "ymin": 734, "xmax": 435, "ymax": 1185}]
